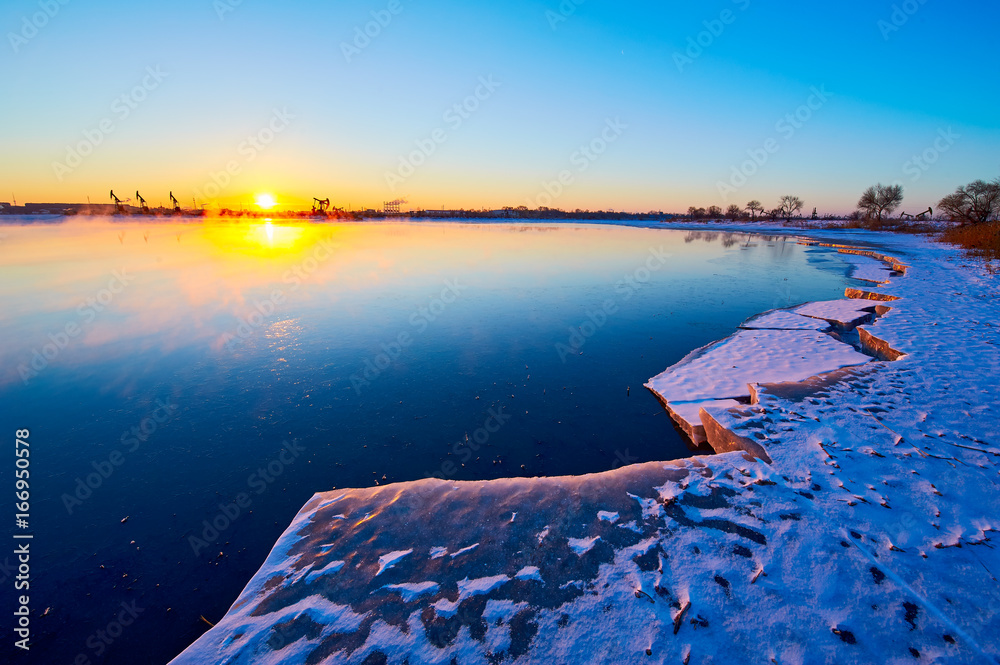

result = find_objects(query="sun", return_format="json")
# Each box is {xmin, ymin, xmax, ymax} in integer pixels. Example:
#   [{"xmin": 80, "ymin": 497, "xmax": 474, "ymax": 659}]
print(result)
[{"xmin": 254, "ymin": 193, "xmax": 277, "ymax": 210}]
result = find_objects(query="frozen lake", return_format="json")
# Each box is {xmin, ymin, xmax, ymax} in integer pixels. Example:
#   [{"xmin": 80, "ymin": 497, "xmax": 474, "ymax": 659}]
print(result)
[{"xmin": 0, "ymin": 218, "xmax": 863, "ymax": 664}]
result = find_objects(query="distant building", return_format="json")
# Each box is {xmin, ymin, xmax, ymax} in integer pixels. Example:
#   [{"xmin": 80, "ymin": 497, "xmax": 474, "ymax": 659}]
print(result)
[
  {"xmin": 0, "ymin": 203, "xmax": 127, "ymax": 215},
  {"xmin": 25, "ymin": 203, "xmax": 76, "ymax": 214}
]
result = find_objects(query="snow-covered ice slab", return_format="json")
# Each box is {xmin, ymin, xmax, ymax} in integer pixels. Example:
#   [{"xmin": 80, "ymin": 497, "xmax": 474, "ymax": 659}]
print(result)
[
  {"xmin": 646, "ymin": 329, "xmax": 871, "ymax": 405},
  {"xmin": 840, "ymin": 252, "xmax": 894, "ymax": 284},
  {"xmin": 813, "ymin": 243, "xmax": 909, "ymax": 274},
  {"xmin": 741, "ymin": 309, "xmax": 831, "ymax": 331},
  {"xmin": 794, "ymin": 299, "xmax": 877, "ymax": 328},
  {"xmin": 661, "ymin": 398, "xmax": 743, "ymax": 444},
  {"xmin": 647, "ymin": 328, "xmax": 871, "ymax": 446},
  {"xmin": 170, "ymin": 458, "xmax": 750, "ymax": 665}
]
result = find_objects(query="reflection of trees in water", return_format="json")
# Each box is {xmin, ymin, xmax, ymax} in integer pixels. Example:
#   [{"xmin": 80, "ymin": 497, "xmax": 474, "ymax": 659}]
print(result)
[
  {"xmin": 683, "ymin": 232, "xmax": 721, "ymax": 243},
  {"xmin": 515, "ymin": 226, "xmax": 561, "ymax": 233},
  {"xmin": 447, "ymin": 224, "xmax": 563, "ymax": 233},
  {"xmin": 675, "ymin": 229, "xmax": 807, "ymax": 310},
  {"xmin": 683, "ymin": 230, "xmax": 722, "ymax": 244},
  {"xmin": 763, "ymin": 236, "xmax": 792, "ymax": 258}
]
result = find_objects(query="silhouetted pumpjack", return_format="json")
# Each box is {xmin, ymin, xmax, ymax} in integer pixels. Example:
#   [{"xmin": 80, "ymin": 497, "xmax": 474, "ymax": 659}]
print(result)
[
  {"xmin": 135, "ymin": 191, "xmax": 149, "ymax": 214},
  {"xmin": 900, "ymin": 207, "xmax": 933, "ymax": 221},
  {"xmin": 313, "ymin": 198, "xmax": 330, "ymax": 214},
  {"xmin": 110, "ymin": 190, "xmax": 126, "ymax": 215},
  {"xmin": 169, "ymin": 191, "xmax": 181, "ymax": 213}
]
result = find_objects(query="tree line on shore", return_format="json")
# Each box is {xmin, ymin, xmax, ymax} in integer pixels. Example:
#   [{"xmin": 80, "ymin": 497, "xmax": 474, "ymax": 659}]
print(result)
[
  {"xmin": 687, "ymin": 177, "xmax": 1000, "ymax": 224},
  {"xmin": 687, "ymin": 196, "xmax": 805, "ymax": 222}
]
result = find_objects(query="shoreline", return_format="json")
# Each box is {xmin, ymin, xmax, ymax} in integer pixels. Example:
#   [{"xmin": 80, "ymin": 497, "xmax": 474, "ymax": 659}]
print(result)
[
  {"xmin": 171, "ymin": 222, "xmax": 1000, "ymax": 663},
  {"xmin": 645, "ymin": 239, "xmax": 906, "ymax": 454}
]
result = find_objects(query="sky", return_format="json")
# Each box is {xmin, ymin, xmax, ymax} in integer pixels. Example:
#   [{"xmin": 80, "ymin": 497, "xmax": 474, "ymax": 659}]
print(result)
[{"xmin": 1, "ymin": 0, "xmax": 998, "ymax": 214}]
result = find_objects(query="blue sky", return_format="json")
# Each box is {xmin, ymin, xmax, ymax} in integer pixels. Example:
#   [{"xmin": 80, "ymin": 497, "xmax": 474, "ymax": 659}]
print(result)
[{"xmin": 2, "ymin": 0, "xmax": 998, "ymax": 213}]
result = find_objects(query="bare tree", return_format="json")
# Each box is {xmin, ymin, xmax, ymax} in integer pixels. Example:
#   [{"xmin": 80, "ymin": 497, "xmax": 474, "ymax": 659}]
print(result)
[
  {"xmin": 778, "ymin": 196, "xmax": 804, "ymax": 221},
  {"xmin": 857, "ymin": 183, "xmax": 904, "ymax": 222},
  {"xmin": 726, "ymin": 204, "xmax": 743, "ymax": 221},
  {"xmin": 746, "ymin": 200, "xmax": 763, "ymax": 221},
  {"xmin": 707, "ymin": 205, "xmax": 723, "ymax": 219},
  {"xmin": 938, "ymin": 179, "xmax": 1000, "ymax": 225}
]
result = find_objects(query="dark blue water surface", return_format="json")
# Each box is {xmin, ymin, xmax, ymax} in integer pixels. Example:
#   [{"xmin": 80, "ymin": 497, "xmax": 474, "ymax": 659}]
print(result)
[{"xmin": 0, "ymin": 219, "xmax": 862, "ymax": 664}]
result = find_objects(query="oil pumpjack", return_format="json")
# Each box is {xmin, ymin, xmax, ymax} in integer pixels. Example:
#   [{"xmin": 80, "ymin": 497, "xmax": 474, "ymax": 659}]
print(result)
[
  {"xmin": 900, "ymin": 207, "xmax": 933, "ymax": 221},
  {"xmin": 312, "ymin": 198, "xmax": 331, "ymax": 216},
  {"xmin": 169, "ymin": 191, "xmax": 181, "ymax": 214},
  {"xmin": 135, "ymin": 191, "xmax": 150, "ymax": 214},
  {"xmin": 110, "ymin": 190, "xmax": 126, "ymax": 215}
]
